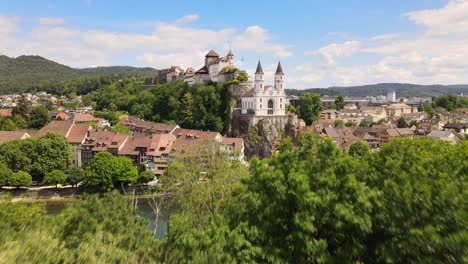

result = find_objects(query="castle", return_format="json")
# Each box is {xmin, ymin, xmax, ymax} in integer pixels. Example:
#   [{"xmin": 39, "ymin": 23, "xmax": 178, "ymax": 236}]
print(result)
[{"xmin": 150, "ymin": 50, "xmax": 294, "ymax": 131}]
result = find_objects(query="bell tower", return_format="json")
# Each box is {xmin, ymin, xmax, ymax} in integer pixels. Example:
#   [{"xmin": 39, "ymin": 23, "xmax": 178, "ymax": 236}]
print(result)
[
  {"xmin": 254, "ymin": 60, "xmax": 264, "ymax": 93},
  {"xmin": 274, "ymin": 61, "xmax": 284, "ymax": 91}
]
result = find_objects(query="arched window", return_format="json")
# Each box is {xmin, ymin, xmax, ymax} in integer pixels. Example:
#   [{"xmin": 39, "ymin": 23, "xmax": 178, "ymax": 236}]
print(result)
[{"xmin": 268, "ymin": 99, "xmax": 274, "ymax": 115}]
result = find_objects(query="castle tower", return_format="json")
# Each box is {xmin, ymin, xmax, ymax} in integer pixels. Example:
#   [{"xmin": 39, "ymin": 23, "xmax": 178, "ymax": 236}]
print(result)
[
  {"xmin": 274, "ymin": 61, "xmax": 284, "ymax": 91},
  {"xmin": 205, "ymin": 50, "xmax": 219, "ymax": 66},
  {"xmin": 254, "ymin": 60, "xmax": 264, "ymax": 93},
  {"xmin": 227, "ymin": 49, "xmax": 234, "ymax": 65}
]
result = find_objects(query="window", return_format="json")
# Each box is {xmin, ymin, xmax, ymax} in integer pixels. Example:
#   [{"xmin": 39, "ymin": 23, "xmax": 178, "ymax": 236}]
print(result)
[
  {"xmin": 260, "ymin": 104, "xmax": 262, "ymax": 108},
  {"xmin": 280, "ymin": 98, "xmax": 282, "ymax": 103},
  {"xmin": 280, "ymin": 104, "xmax": 282, "ymax": 108},
  {"xmin": 260, "ymin": 98, "xmax": 262, "ymax": 102}
]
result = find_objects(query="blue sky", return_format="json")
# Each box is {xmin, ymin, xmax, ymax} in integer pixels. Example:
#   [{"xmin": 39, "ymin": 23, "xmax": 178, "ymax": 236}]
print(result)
[{"xmin": 1, "ymin": 0, "xmax": 467, "ymax": 88}]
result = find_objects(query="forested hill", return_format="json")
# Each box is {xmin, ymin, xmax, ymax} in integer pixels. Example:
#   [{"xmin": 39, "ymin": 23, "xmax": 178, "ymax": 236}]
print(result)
[
  {"xmin": 0, "ymin": 55, "xmax": 157, "ymax": 94},
  {"xmin": 286, "ymin": 83, "xmax": 468, "ymax": 97}
]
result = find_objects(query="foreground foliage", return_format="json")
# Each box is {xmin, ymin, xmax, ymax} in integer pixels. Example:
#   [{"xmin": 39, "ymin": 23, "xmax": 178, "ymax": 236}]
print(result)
[{"xmin": 0, "ymin": 136, "xmax": 466, "ymax": 263}]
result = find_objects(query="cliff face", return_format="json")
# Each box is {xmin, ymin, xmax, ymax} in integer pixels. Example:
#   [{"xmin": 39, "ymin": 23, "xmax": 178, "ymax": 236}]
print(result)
[{"xmin": 244, "ymin": 119, "xmax": 278, "ymax": 159}]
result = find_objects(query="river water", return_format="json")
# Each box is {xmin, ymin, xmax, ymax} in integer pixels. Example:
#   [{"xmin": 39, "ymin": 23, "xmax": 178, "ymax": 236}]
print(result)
[{"xmin": 45, "ymin": 198, "xmax": 168, "ymax": 239}]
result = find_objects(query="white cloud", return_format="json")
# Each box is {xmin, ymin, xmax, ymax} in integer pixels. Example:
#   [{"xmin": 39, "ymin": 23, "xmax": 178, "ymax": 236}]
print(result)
[
  {"xmin": 305, "ymin": 40, "xmax": 361, "ymax": 64},
  {"xmin": 406, "ymin": 0, "xmax": 468, "ymax": 36},
  {"xmin": 175, "ymin": 14, "xmax": 199, "ymax": 25},
  {"xmin": 0, "ymin": 15, "xmax": 291, "ymax": 68},
  {"xmin": 38, "ymin": 17, "xmax": 65, "ymax": 25},
  {"xmin": 370, "ymin": 33, "xmax": 399, "ymax": 41},
  {"xmin": 0, "ymin": 16, "xmax": 20, "ymax": 36},
  {"xmin": 291, "ymin": 0, "xmax": 468, "ymax": 88}
]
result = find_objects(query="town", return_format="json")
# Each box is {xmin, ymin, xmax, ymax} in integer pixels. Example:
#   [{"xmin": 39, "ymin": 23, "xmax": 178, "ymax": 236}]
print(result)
[
  {"xmin": 1, "ymin": 53, "xmax": 467, "ymax": 184},
  {"xmin": 1, "ymin": 1, "xmax": 467, "ymax": 262}
]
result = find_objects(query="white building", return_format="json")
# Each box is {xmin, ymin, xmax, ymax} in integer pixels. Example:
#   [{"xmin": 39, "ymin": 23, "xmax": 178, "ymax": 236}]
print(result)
[
  {"xmin": 387, "ymin": 91, "xmax": 396, "ymax": 102},
  {"xmin": 241, "ymin": 61, "xmax": 287, "ymax": 117}
]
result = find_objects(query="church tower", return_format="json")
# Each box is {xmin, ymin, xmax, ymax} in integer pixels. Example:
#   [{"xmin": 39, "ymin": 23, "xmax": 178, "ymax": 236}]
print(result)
[
  {"xmin": 254, "ymin": 60, "xmax": 264, "ymax": 93},
  {"xmin": 274, "ymin": 61, "xmax": 284, "ymax": 91}
]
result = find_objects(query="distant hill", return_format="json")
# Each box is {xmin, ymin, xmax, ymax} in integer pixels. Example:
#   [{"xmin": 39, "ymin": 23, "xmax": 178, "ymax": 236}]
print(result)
[
  {"xmin": 0, "ymin": 55, "xmax": 157, "ymax": 93},
  {"xmin": 286, "ymin": 83, "xmax": 468, "ymax": 97}
]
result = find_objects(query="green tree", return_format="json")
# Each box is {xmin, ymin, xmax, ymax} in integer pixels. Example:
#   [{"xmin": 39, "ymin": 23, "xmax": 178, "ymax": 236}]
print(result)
[
  {"xmin": 333, "ymin": 119, "xmax": 345, "ymax": 127},
  {"xmin": 43, "ymin": 170, "xmax": 67, "ymax": 188},
  {"xmin": 286, "ymin": 103, "xmax": 297, "ymax": 114},
  {"xmin": 12, "ymin": 114, "xmax": 27, "ymax": 129},
  {"xmin": 0, "ymin": 162, "xmax": 14, "ymax": 188},
  {"xmin": 409, "ymin": 120, "xmax": 419, "ymax": 128},
  {"xmin": 422, "ymin": 102, "xmax": 435, "ymax": 118},
  {"xmin": 365, "ymin": 138, "xmax": 467, "ymax": 263},
  {"xmin": 84, "ymin": 152, "xmax": 117, "ymax": 190},
  {"xmin": 345, "ymin": 121, "xmax": 357, "ymax": 127},
  {"xmin": 297, "ymin": 93, "xmax": 323, "ymax": 125},
  {"xmin": 349, "ymin": 140, "xmax": 370, "ymax": 157},
  {"xmin": 231, "ymin": 136, "xmax": 375, "ymax": 262},
  {"xmin": 9, "ymin": 171, "xmax": 32, "ymax": 188},
  {"xmin": 28, "ymin": 105, "xmax": 51, "ymax": 128},
  {"xmin": 359, "ymin": 119, "xmax": 369, "ymax": 127},
  {"xmin": 66, "ymin": 167, "xmax": 85, "ymax": 187},
  {"xmin": 179, "ymin": 92, "xmax": 194, "ymax": 128},
  {"xmin": 30, "ymin": 133, "xmax": 71, "ymax": 177},
  {"xmin": 335, "ymin": 93, "xmax": 345, "ymax": 110},
  {"xmin": 0, "ymin": 118, "xmax": 17, "ymax": 131},
  {"xmin": 84, "ymin": 152, "xmax": 137, "ymax": 190},
  {"xmin": 12, "ymin": 94, "xmax": 31, "ymax": 119},
  {"xmin": 397, "ymin": 117, "xmax": 408, "ymax": 128},
  {"xmin": 137, "ymin": 170, "xmax": 155, "ymax": 185}
]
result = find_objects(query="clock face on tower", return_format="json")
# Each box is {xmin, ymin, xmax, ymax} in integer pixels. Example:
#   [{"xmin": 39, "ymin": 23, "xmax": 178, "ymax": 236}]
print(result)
[{"xmin": 269, "ymin": 91, "xmax": 273, "ymax": 96}]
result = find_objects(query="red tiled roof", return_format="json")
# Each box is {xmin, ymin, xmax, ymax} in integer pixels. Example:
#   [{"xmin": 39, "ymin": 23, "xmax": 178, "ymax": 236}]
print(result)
[
  {"xmin": 73, "ymin": 113, "xmax": 96, "ymax": 123},
  {"xmin": 196, "ymin": 66, "xmax": 208, "ymax": 74},
  {"xmin": 67, "ymin": 123, "xmax": 90, "ymax": 144},
  {"xmin": 0, "ymin": 109, "xmax": 12, "ymax": 117},
  {"xmin": 119, "ymin": 116, "xmax": 178, "ymax": 134},
  {"xmin": 147, "ymin": 134, "xmax": 176, "ymax": 157},
  {"xmin": 0, "ymin": 131, "xmax": 30, "ymax": 144},
  {"xmin": 118, "ymin": 133, "xmax": 152, "ymax": 156},
  {"xmin": 36, "ymin": 120, "xmax": 73, "ymax": 137},
  {"xmin": 205, "ymin": 50, "xmax": 219, "ymax": 57}
]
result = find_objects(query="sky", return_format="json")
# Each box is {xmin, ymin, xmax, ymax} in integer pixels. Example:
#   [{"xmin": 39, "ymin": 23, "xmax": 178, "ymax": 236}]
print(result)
[{"xmin": 1, "ymin": 0, "xmax": 468, "ymax": 89}]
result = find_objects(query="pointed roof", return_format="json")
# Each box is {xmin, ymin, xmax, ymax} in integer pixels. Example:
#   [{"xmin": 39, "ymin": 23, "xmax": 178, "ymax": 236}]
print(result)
[
  {"xmin": 227, "ymin": 49, "xmax": 234, "ymax": 57},
  {"xmin": 255, "ymin": 61, "xmax": 264, "ymax": 74},
  {"xmin": 275, "ymin": 61, "xmax": 284, "ymax": 75},
  {"xmin": 205, "ymin": 50, "xmax": 219, "ymax": 57}
]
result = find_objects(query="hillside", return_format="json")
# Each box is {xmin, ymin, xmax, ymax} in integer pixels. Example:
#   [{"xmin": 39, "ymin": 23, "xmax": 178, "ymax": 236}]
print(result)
[
  {"xmin": 0, "ymin": 55, "xmax": 157, "ymax": 94},
  {"xmin": 286, "ymin": 83, "xmax": 468, "ymax": 97}
]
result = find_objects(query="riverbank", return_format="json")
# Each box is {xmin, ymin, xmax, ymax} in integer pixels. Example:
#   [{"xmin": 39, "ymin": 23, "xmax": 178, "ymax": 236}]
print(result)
[{"xmin": 0, "ymin": 185, "xmax": 161, "ymax": 203}]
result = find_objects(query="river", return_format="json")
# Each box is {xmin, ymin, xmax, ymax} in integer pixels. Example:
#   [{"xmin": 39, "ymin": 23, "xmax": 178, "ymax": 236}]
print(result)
[{"xmin": 45, "ymin": 198, "xmax": 168, "ymax": 239}]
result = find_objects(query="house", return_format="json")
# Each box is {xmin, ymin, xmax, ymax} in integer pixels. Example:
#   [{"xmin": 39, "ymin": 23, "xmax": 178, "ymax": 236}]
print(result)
[
  {"xmin": 443, "ymin": 123, "xmax": 468, "ymax": 134},
  {"xmin": 428, "ymin": 130, "xmax": 459, "ymax": 144},
  {"xmin": 171, "ymin": 128, "xmax": 223, "ymax": 159},
  {"xmin": 320, "ymin": 110, "xmax": 340, "ymax": 120},
  {"xmin": 379, "ymin": 128, "xmax": 415, "ymax": 144},
  {"xmin": 67, "ymin": 124, "xmax": 91, "ymax": 167},
  {"xmin": 0, "ymin": 131, "xmax": 31, "ymax": 144},
  {"xmin": 146, "ymin": 134, "xmax": 177, "ymax": 176},
  {"xmin": 55, "ymin": 112, "xmax": 70, "ymax": 121},
  {"xmin": 385, "ymin": 103, "xmax": 412, "ymax": 118},
  {"xmin": 220, "ymin": 137, "xmax": 245, "ymax": 161},
  {"xmin": 118, "ymin": 134, "xmax": 153, "ymax": 165},
  {"xmin": 81, "ymin": 130, "xmax": 129, "ymax": 167}
]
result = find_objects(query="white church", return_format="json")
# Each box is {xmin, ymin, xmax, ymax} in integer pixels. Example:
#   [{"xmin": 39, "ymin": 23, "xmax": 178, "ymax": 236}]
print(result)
[{"xmin": 240, "ymin": 61, "xmax": 291, "ymax": 129}]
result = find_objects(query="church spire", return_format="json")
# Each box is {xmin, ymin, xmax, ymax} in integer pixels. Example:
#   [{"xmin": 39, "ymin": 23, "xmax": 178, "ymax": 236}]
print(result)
[
  {"xmin": 275, "ymin": 61, "xmax": 284, "ymax": 75},
  {"xmin": 255, "ymin": 60, "xmax": 264, "ymax": 74}
]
